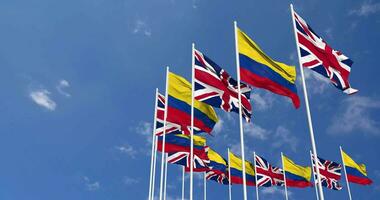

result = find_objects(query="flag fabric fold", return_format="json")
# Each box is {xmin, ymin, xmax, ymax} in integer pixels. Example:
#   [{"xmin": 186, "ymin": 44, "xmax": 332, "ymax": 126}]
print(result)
[
  {"xmin": 311, "ymin": 154, "xmax": 343, "ymax": 190},
  {"xmin": 342, "ymin": 150, "xmax": 373, "ymax": 185},
  {"xmin": 282, "ymin": 155, "xmax": 312, "ymax": 188},
  {"xmin": 237, "ymin": 27, "xmax": 300, "ymax": 108},
  {"xmin": 205, "ymin": 148, "xmax": 229, "ymax": 185},
  {"xmin": 229, "ymin": 151, "xmax": 256, "ymax": 186},
  {"xmin": 254, "ymin": 154, "xmax": 284, "ymax": 187},
  {"xmin": 155, "ymin": 92, "xmax": 182, "ymax": 136},
  {"xmin": 194, "ymin": 49, "xmax": 252, "ymax": 122},
  {"xmin": 293, "ymin": 10, "xmax": 358, "ymax": 94},
  {"xmin": 167, "ymin": 72, "xmax": 219, "ymax": 135}
]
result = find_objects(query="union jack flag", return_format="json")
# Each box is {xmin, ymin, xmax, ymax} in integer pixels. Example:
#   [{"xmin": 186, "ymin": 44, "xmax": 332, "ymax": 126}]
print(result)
[
  {"xmin": 206, "ymin": 170, "xmax": 229, "ymax": 185},
  {"xmin": 254, "ymin": 154, "xmax": 284, "ymax": 187},
  {"xmin": 311, "ymin": 154, "xmax": 343, "ymax": 190},
  {"xmin": 167, "ymin": 146, "xmax": 210, "ymax": 172},
  {"xmin": 293, "ymin": 10, "xmax": 358, "ymax": 94},
  {"xmin": 155, "ymin": 92, "xmax": 182, "ymax": 136},
  {"xmin": 194, "ymin": 49, "xmax": 252, "ymax": 122}
]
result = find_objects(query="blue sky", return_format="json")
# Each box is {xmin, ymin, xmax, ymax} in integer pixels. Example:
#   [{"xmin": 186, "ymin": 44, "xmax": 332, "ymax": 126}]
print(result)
[{"xmin": 1, "ymin": 0, "xmax": 380, "ymax": 199}]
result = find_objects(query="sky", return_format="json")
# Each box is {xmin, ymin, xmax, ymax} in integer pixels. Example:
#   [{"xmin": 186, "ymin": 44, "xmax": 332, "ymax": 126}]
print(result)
[{"xmin": 0, "ymin": 0, "xmax": 380, "ymax": 199}]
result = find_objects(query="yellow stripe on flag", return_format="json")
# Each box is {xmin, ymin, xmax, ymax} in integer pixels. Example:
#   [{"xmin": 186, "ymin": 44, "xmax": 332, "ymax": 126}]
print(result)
[
  {"xmin": 282, "ymin": 155, "xmax": 311, "ymax": 181},
  {"xmin": 208, "ymin": 148, "xmax": 226, "ymax": 165},
  {"xmin": 229, "ymin": 151, "xmax": 255, "ymax": 176},
  {"xmin": 342, "ymin": 150, "xmax": 368, "ymax": 176},
  {"xmin": 237, "ymin": 28, "xmax": 296, "ymax": 84},
  {"xmin": 168, "ymin": 72, "xmax": 218, "ymax": 123}
]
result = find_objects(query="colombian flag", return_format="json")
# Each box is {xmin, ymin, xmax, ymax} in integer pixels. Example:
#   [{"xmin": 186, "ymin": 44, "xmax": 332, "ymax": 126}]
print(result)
[
  {"xmin": 168, "ymin": 72, "xmax": 218, "ymax": 135},
  {"xmin": 157, "ymin": 134, "xmax": 206, "ymax": 153},
  {"xmin": 229, "ymin": 151, "xmax": 255, "ymax": 186},
  {"xmin": 282, "ymin": 155, "xmax": 312, "ymax": 188},
  {"xmin": 342, "ymin": 150, "xmax": 373, "ymax": 185},
  {"xmin": 237, "ymin": 27, "xmax": 300, "ymax": 108}
]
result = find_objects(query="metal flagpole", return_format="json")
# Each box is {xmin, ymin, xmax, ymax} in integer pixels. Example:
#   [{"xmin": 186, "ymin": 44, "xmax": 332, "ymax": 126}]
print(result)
[
  {"xmin": 253, "ymin": 152, "xmax": 259, "ymax": 200},
  {"xmin": 234, "ymin": 20, "xmax": 248, "ymax": 200},
  {"xmin": 164, "ymin": 153, "xmax": 168, "ymax": 200},
  {"xmin": 159, "ymin": 67, "xmax": 170, "ymax": 200},
  {"xmin": 289, "ymin": 4, "xmax": 324, "ymax": 200},
  {"xmin": 340, "ymin": 146, "xmax": 353, "ymax": 200},
  {"xmin": 204, "ymin": 172, "xmax": 207, "ymax": 200},
  {"xmin": 182, "ymin": 166, "xmax": 185, "ymax": 200},
  {"xmin": 149, "ymin": 89, "xmax": 159, "ymax": 200},
  {"xmin": 190, "ymin": 43, "xmax": 195, "ymax": 200},
  {"xmin": 281, "ymin": 153, "xmax": 289, "ymax": 200},
  {"xmin": 151, "ymin": 130, "xmax": 158, "ymax": 200},
  {"xmin": 228, "ymin": 148, "xmax": 232, "ymax": 200},
  {"xmin": 310, "ymin": 150, "xmax": 320, "ymax": 200}
]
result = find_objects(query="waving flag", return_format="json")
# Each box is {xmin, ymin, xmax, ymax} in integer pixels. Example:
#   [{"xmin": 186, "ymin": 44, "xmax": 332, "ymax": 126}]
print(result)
[
  {"xmin": 255, "ymin": 154, "xmax": 284, "ymax": 187},
  {"xmin": 229, "ymin": 151, "xmax": 256, "ymax": 186},
  {"xmin": 170, "ymin": 146, "xmax": 210, "ymax": 172},
  {"xmin": 311, "ymin": 154, "xmax": 343, "ymax": 190},
  {"xmin": 206, "ymin": 148, "xmax": 229, "ymax": 185},
  {"xmin": 157, "ymin": 134, "xmax": 206, "ymax": 153},
  {"xmin": 282, "ymin": 154, "xmax": 312, "ymax": 188},
  {"xmin": 194, "ymin": 49, "xmax": 252, "ymax": 122},
  {"xmin": 167, "ymin": 72, "xmax": 218, "ymax": 135},
  {"xmin": 341, "ymin": 150, "xmax": 373, "ymax": 185},
  {"xmin": 155, "ymin": 92, "xmax": 182, "ymax": 136},
  {"xmin": 293, "ymin": 10, "xmax": 358, "ymax": 94},
  {"xmin": 237, "ymin": 27, "xmax": 300, "ymax": 108}
]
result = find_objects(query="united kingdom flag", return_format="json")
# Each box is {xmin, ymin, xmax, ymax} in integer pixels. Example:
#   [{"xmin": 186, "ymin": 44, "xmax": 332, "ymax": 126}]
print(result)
[
  {"xmin": 194, "ymin": 49, "xmax": 252, "ymax": 122},
  {"xmin": 254, "ymin": 154, "xmax": 284, "ymax": 187},
  {"xmin": 311, "ymin": 154, "xmax": 343, "ymax": 190},
  {"xmin": 167, "ymin": 146, "xmax": 210, "ymax": 172},
  {"xmin": 205, "ymin": 170, "xmax": 229, "ymax": 185},
  {"xmin": 293, "ymin": 10, "xmax": 358, "ymax": 94},
  {"xmin": 155, "ymin": 92, "xmax": 182, "ymax": 136}
]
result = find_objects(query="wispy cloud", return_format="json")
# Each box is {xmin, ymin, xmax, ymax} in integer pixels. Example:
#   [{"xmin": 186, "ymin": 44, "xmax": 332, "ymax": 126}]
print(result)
[
  {"xmin": 302, "ymin": 69, "xmax": 331, "ymax": 95},
  {"xmin": 83, "ymin": 176, "xmax": 100, "ymax": 191},
  {"xmin": 132, "ymin": 19, "xmax": 152, "ymax": 37},
  {"xmin": 136, "ymin": 121, "xmax": 153, "ymax": 144},
  {"xmin": 250, "ymin": 91, "xmax": 276, "ymax": 111},
  {"xmin": 328, "ymin": 96, "xmax": 380, "ymax": 135},
  {"xmin": 261, "ymin": 187, "xmax": 292, "ymax": 198},
  {"xmin": 115, "ymin": 144, "xmax": 138, "ymax": 158},
  {"xmin": 272, "ymin": 126, "xmax": 299, "ymax": 152},
  {"xmin": 244, "ymin": 122, "xmax": 270, "ymax": 140},
  {"xmin": 56, "ymin": 79, "xmax": 71, "ymax": 97},
  {"xmin": 213, "ymin": 118, "xmax": 224, "ymax": 135},
  {"xmin": 349, "ymin": 1, "xmax": 380, "ymax": 16},
  {"xmin": 29, "ymin": 89, "xmax": 57, "ymax": 111},
  {"xmin": 123, "ymin": 176, "xmax": 140, "ymax": 185}
]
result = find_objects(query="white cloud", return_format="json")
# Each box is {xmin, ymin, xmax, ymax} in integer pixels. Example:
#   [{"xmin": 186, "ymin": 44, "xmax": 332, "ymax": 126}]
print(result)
[
  {"xmin": 350, "ymin": 1, "xmax": 380, "ymax": 16},
  {"xmin": 250, "ymin": 92, "xmax": 275, "ymax": 111},
  {"xmin": 244, "ymin": 122, "xmax": 270, "ymax": 140},
  {"xmin": 272, "ymin": 126, "xmax": 298, "ymax": 152},
  {"xmin": 132, "ymin": 19, "xmax": 152, "ymax": 37},
  {"xmin": 302, "ymin": 69, "xmax": 331, "ymax": 94},
  {"xmin": 261, "ymin": 187, "xmax": 292, "ymax": 197},
  {"xmin": 136, "ymin": 121, "xmax": 153, "ymax": 144},
  {"xmin": 115, "ymin": 144, "xmax": 137, "ymax": 158},
  {"xmin": 213, "ymin": 118, "xmax": 224, "ymax": 135},
  {"xmin": 29, "ymin": 89, "xmax": 57, "ymax": 111},
  {"xmin": 123, "ymin": 176, "xmax": 140, "ymax": 185},
  {"xmin": 83, "ymin": 176, "xmax": 100, "ymax": 191},
  {"xmin": 56, "ymin": 79, "xmax": 71, "ymax": 97},
  {"xmin": 328, "ymin": 96, "xmax": 380, "ymax": 135}
]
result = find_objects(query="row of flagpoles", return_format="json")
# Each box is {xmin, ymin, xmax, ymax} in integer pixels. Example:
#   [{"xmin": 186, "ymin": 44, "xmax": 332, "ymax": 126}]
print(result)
[{"xmin": 147, "ymin": 4, "xmax": 371, "ymax": 200}]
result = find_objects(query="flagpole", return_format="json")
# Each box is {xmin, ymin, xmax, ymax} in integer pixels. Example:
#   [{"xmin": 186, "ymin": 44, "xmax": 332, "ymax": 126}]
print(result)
[
  {"xmin": 340, "ymin": 146, "xmax": 353, "ymax": 200},
  {"xmin": 159, "ymin": 67, "xmax": 170, "ymax": 200},
  {"xmin": 204, "ymin": 172, "xmax": 207, "ymax": 200},
  {"xmin": 152, "ymin": 130, "xmax": 158, "ymax": 200},
  {"xmin": 164, "ymin": 153, "xmax": 168, "ymax": 200},
  {"xmin": 253, "ymin": 152, "xmax": 259, "ymax": 200},
  {"xmin": 149, "ymin": 88, "xmax": 159, "ymax": 200},
  {"xmin": 234, "ymin": 20, "xmax": 248, "ymax": 200},
  {"xmin": 228, "ymin": 148, "xmax": 232, "ymax": 200},
  {"xmin": 310, "ymin": 150, "xmax": 320, "ymax": 200},
  {"xmin": 190, "ymin": 42, "xmax": 195, "ymax": 200},
  {"xmin": 182, "ymin": 166, "xmax": 185, "ymax": 200},
  {"xmin": 281, "ymin": 152, "xmax": 289, "ymax": 200},
  {"xmin": 289, "ymin": 4, "xmax": 324, "ymax": 200}
]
